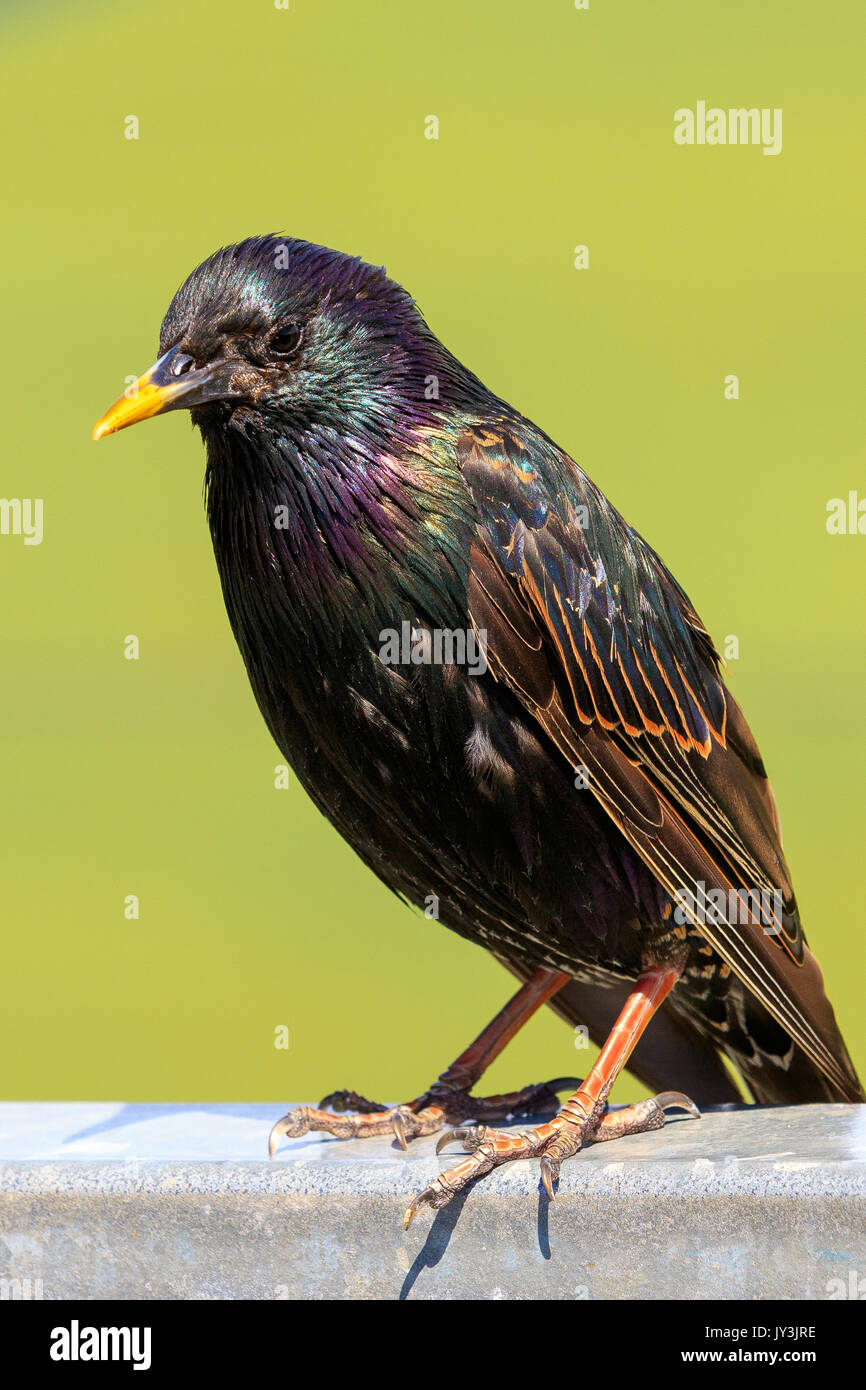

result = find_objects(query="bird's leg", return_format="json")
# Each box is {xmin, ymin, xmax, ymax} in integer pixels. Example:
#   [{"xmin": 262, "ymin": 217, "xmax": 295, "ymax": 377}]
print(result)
[
  {"xmin": 405, "ymin": 964, "xmax": 699, "ymax": 1227},
  {"xmin": 268, "ymin": 966, "xmax": 574, "ymax": 1154}
]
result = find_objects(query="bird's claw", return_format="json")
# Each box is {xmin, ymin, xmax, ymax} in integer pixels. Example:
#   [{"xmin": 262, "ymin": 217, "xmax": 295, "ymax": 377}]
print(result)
[
  {"xmin": 392, "ymin": 1108, "xmax": 409, "ymax": 1151},
  {"xmin": 403, "ymin": 1171, "xmax": 464, "ymax": 1230},
  {"xmin": 405, "ymin": 1089, "xmax": 700, "ymax": 1227},
  {"xmin": 269, "ymin": 1074, "xmax": 577, "ymax": 1158},
  {"xmin": 652, "ymin": 1090, "xmax": 701, "ymax": 1119},
  {"xmin": 268, "ymin": 1105, "xmax": 317, "ymax": 1154},
  {"xmin": 539, "ymin": 1153, "xmax": 560, "ymax": 1200},
  {"xmin": 268, "ymin": 1100, "xmax": 438, "ymax": 1156},
  {"xmin": 435, "ymin": 1123, "xmax": 488, "ymax": 1155},
  {"xmin": 317, "ymin": 1088, "xmax": 389, "ymax": 1115}
]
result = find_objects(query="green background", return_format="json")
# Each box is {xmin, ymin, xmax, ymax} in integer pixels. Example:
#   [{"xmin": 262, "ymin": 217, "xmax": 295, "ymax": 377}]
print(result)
[{"xmin": 2, "ymin": 1, "xmax": 863, "ymax": 1108}]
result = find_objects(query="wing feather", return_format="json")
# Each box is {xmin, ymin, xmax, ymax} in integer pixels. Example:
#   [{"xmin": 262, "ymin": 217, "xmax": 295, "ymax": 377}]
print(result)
[{"xmin": 459, "ymin": 423, "xmax": 861, "ymax": 1101}]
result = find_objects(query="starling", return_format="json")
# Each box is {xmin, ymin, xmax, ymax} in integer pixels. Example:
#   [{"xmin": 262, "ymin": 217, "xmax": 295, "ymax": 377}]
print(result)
[{"xmin": 93, "ymin": 236, "xmax": 863, "ymax": 1226}]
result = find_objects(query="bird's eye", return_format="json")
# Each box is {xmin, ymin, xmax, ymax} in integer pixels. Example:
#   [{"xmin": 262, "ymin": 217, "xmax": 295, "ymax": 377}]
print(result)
[{"xmin": 271, "ymin": 324, "xmax": 303, "ymax": 357}]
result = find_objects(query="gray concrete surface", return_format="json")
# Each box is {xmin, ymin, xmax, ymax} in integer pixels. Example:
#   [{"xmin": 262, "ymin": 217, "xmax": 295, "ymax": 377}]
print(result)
[{"xmin": 0, "ymin": 1101, "xmax": 864, "ymax": 1299}]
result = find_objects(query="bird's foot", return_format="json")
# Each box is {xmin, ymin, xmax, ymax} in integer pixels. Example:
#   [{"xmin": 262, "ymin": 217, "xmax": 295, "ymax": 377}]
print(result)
[
  {"xmin": 403, "ymin": 1090, "xmax": 699, "ymax": 1228},
  {"xmin": 268, "ymin": 1076, "xmax": 578, "ymax": 1155}
]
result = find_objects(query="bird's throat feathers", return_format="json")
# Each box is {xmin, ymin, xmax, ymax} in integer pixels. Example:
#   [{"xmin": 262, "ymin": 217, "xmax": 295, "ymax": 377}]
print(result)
[
  {"xmin": 185, "ymin": 235, "xmax": 497, "ymax": 688},
  {"xmin": 203, "ymin": 413, "xmax": 476, "ymax": 682}
]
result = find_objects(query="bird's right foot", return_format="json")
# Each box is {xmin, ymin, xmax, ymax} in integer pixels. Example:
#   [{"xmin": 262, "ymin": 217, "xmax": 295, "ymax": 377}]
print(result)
[{"xmin": 268, "ymin": 1076, "xmax": 578, "ymax": 1154}]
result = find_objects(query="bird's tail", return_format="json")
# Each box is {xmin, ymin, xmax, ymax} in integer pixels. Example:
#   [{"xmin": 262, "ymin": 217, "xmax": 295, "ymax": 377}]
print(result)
[{"xmin": 676, "ymin": 977, "xmax": 865, "ymax": 1106}]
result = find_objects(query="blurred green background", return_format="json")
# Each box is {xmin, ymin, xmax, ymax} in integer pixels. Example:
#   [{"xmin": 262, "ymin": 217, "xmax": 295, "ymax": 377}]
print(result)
[{"xmin": 2, "ymin": 0, "xmax": 863, "ymax": 1107}]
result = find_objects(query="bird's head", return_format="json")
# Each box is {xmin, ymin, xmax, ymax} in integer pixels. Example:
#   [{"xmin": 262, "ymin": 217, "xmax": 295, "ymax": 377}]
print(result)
[{"xmin": 93, "ymin": 235, "xmax": 460, "ymax": 443}]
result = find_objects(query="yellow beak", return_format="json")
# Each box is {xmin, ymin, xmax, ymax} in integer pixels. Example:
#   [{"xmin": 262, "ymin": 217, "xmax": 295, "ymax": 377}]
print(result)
[
  {"xmin": 92, "ymin": 347, "xmax": 222, "ymax": 441},
  {"xmin": 93, "ymin": 375, "xmax": 177, "ymax": 440}
]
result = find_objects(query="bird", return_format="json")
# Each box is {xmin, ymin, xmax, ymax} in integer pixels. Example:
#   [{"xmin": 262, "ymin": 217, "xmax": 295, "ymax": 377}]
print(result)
[{"xmin": 93, "ymin": 235, "xmax": 863, "ymax": 1227}]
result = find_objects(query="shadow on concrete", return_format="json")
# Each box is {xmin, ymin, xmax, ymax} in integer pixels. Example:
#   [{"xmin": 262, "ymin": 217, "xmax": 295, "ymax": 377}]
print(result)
[
  {"xmin": 62, "ymin": 1102, "xmax": 274, "ymax": 1147},
  {"xmin": 399, "ymin": 1187, "xmax": 471, "ymax": 1299}
]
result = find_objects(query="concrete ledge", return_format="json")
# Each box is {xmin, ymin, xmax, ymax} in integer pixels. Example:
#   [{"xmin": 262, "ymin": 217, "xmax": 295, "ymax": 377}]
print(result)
[{"xmin": 1, "ymin": 1102, "xmax": 864, "ymax": 1299}]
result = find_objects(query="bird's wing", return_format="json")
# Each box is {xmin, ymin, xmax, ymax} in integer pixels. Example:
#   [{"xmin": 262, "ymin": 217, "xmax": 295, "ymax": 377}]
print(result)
[{"xmin": 458, "ymin": 423, "xmax": 861, "ymax": 1101}]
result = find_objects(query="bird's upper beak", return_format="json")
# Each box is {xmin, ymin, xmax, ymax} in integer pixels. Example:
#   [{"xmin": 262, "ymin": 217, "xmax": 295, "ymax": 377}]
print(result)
[{"xmin": 92, "ymin": 345, "xmax": 231, "ymax": 441}]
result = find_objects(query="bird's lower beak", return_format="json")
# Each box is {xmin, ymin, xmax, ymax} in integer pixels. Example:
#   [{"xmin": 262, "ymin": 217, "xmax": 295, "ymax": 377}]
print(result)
[{"xmin": 92, "ymin": 346, "xmax": 220, "ymax": 441}]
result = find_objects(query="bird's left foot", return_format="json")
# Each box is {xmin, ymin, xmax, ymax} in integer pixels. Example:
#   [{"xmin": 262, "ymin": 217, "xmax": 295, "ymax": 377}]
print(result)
[
  {"xmin": 403, "ymin": 1090, "xmax": 698, "ymax": 1228},
  {"xmin": 269, "ymin": 967, "xmax": 574, "ymax": 1158},
  {"xmin": 268, "ymin": 1076, "xmax": 578, "ymax": 1155}
]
